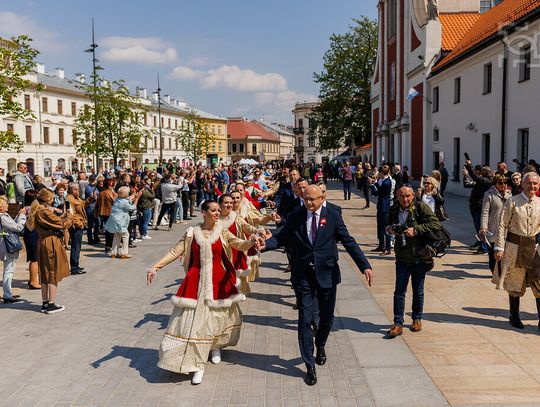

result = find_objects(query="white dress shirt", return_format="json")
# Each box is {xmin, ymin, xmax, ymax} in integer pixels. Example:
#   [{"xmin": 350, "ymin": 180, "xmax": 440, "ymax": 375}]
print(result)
[
  {"xmin": 421, "ymin": 194, "xmax": 436, "ymax": 213},
  {"xmin": 306, "ymin": 206, "xmax": 323, "ymax": 244}
]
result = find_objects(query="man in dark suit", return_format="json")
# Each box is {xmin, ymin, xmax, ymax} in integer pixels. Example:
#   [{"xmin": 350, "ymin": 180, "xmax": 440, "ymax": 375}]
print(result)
[{"xmin": 264, "ymin": 185, "xmax": 373, "ymax": 385}]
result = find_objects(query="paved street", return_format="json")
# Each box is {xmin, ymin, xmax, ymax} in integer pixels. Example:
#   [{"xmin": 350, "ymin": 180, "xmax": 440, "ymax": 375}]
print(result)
[{"xmin": 2, "ymin": 182, "xmax": 540, "ymax": 406}]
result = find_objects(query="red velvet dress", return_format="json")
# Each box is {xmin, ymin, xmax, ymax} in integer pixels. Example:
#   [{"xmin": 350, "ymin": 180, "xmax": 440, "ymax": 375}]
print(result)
[
  {"xmin": 175, "ymin": 238, "xmax": 240, "ymax": 304},
  {"xmin": 227, "ymin": 222, "xmax": 249, "ymax": 273}
]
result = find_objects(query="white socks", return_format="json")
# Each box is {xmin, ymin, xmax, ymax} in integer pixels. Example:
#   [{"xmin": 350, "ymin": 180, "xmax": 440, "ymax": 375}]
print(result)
[
  {"xmin": 191, "ymin": 369, "xmax": 204, "ymax": 385},
  {"xmin": 210, "ymin": 349, "xmax": 221, "ymax": 364}
]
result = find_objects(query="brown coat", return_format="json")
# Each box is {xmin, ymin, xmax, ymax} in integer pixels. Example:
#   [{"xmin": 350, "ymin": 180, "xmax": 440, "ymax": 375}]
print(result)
[
  {"xmin": 34, "ymin": 205, "xmax": 74, "ymax": 284},
  {"xmin": 66, "ymin": 194, "xmax": 88, "ymax": 229},
  {"xmin": 94, "ymin": 189, "xmax": 117, "ymax": 217}
]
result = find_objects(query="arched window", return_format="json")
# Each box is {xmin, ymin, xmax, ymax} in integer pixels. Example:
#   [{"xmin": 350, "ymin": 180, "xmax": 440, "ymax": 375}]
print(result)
[
  {"xmin": 85, "ymin": 159, "xmax": 92, "ymax": 172},
  {"xmin": 70, "ymin": 158, "xmax": 79, "ymax": 172},
  {"xmin": 26, "ymin": 158, "xmax": 35, "ymax": 176},
  {"xmin": 58, "ymin": 158, "xmax": 66, "ymax": 169},
  {"xmin": 43, "ymin": 158, "xmax": 52, "ymax": 177}
]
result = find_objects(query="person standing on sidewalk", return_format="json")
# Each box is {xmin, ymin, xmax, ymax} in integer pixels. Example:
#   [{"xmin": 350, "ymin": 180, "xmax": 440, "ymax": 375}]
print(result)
[
  {"xmin": 13, "ymin": 162, "xmax": 34, "ymax": 206},
  {"xmin": 95, "ymin": 178, "xmax": 117, "ymax": 255},
  {"xmin": 494, "ymin": 172, "xmax": 540, "ymax": 330},
  {"xmin": 341, "ymin": 162, "xmax": 353, "ymax": 200},
  {"xmin": 263, "ymin": 185, "xmax": 373, "ymax": 386},
  {"xmin": 370, "ymin": 165, "xmax": 395, "ymax": 255},
  {"xmin": 155, "ymin": 175, "xmax": 183, "ymax": 231},
  {"xmin": 137, "ymin": 180, "xmax": 155, "ymax": 240},
  {"xmin": 66, "ymin": 183, "xmax": 88, "ymax": 275},
  {"xmin": 386, "ymin": 185, "xmax": 441, "ymax": 338}
]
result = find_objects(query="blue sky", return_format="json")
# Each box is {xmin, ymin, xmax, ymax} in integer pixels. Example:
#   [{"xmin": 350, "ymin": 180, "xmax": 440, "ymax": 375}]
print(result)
[{"xmin": 0, "ymin": 0, "xmax": 377, "ymax": 124}]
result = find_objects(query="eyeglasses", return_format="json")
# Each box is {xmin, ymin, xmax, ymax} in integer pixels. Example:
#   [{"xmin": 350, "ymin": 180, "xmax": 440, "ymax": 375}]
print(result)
[{"xmin": 424, "ymin": 182, "xmax": 432, "ymax": 185}]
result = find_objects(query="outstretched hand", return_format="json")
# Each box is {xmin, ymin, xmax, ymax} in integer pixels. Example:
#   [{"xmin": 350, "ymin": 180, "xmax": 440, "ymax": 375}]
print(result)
[
  {"xmin": 146, "ymin": 268, "xmax": 157, "ymax": 285},
  {"xmin": 270, "ymin": 212, "xmax": 281, "ymax": 223},
  {"xmin": 255, "ymin": 237, "xmax": 266, "ymax": 251},
  {"xmin": 364, "ymin": 268, "xmax": 373, "ymax": 287}
]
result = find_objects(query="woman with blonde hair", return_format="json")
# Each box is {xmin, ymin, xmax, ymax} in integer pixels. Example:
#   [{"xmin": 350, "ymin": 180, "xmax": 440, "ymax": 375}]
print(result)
[
  {"xmin": 417, "ymin": 176, "xmax": 447, "ymax": 221},
  {"xmin": 30, "ymin": 188, "xmax": 75, "ymax": 314}
]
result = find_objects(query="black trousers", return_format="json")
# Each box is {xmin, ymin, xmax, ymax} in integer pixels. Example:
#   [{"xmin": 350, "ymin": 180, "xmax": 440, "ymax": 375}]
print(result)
[
  {"xmin": 181, "ymin": 191, "xmax": 190, "ymax": 219},
  {"xmin": 157, "ymin": 202, "xmax": 176, "ymax": 228},
  {"xmin": 100, "ymin": 216, "xmax": 113, "ymax": 249},
  {"xmin": 294, "ymin": 270, "xmax": 337, "ymax": 369}
]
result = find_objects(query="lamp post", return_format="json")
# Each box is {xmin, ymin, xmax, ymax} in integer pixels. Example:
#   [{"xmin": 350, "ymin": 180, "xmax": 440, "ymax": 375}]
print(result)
[
  {"xmin": 84, "ymin": 18, "xmax": 101, "ymax": 173},
  {"xmin": 155, "ymin": 73, "xmax": 163, "ymax": 164}
]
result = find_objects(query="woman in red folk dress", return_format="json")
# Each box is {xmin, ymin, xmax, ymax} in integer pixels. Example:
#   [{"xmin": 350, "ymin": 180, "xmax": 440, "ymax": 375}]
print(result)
[
  {"xmin": 146, "ymin": 200, "xmax": 262, "ymax": 385},
  {"xmin": 218, "ymin": 194, "xmax": 271, "ymax": 294}
]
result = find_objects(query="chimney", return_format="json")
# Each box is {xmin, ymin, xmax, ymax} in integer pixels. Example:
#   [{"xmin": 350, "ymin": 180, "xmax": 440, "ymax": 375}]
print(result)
[
  {"xmin": 54, "ymin": 67, "xmax": 65, "ymax": 79},
  {"xmin": 137, "ymin": 87, "xmax": 147, "ymax": 98},
  {"xmin": 164, "ymin": 94, "xmax": 171, "ymax": 104},
  {"xmin": 75, "ymin": 73, "xmax": 86, "ymax": 83},
  {"xmin": 152, "ymin": 92, "xmax": 158, "ymax": 102},
  {"xmin": 36, "ymin": 62, "xmax": 45, "ymax": 74}
]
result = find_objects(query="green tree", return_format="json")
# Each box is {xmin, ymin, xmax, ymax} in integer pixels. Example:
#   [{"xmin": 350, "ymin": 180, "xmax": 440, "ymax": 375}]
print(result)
[
  {"xmin": 309, "ymin": 17, "xmax": 378, "ymax": 150},
  {"xmin": 0, "ymin": 35, "xmax": 43, "ymax": 152},
  {"xmin": 74, "ymin": 77, "xmax": 150, "ymax": 166},
  {"xmin": 174, "ymin": 109, "xmax": 215, "ymax": 163}
]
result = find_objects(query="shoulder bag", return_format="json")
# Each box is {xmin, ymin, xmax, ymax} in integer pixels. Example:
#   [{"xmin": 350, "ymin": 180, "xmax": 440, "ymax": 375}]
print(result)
[{"xmin": 0, "ymin": 217, "xmax": 23, "ymax": 253}]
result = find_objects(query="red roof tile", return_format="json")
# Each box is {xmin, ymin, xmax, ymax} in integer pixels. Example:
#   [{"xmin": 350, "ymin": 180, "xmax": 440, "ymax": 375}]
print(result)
[
  {"xmin": 434, "ymin": 0, "xmax": 540, "ymax": 71},
  {"xmin": 227, "ymin": 119, "xmax": 280, "ymax": 142},
  {"xmin": 439, "ymin": 12, "xmax": 481, "ymax": 52}
]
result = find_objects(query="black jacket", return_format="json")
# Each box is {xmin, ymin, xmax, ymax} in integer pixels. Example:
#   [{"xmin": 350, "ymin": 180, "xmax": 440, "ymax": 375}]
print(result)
[{"xmin": 264, "ymin": 205, "xmax": 371, "ymax": 288}]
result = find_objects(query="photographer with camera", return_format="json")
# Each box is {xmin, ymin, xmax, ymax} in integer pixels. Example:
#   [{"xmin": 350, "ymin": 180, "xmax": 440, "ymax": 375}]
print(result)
[{"xmin": 386, "ymin": 185, "xmax": 442, "ymax": 338}]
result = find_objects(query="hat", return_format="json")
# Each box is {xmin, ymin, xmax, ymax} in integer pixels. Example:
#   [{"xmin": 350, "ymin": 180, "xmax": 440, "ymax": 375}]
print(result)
[{"xmin": 243, "ymin": 175, "xmax": 253, "ymax": 182}]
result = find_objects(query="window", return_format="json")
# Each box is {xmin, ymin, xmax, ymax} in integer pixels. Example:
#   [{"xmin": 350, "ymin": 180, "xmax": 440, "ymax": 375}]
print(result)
[
  {"xmin": 44, "ymin": 127, "xmax": 49, "ymax": 144},
  {"xmin": 433, "ymin": 127, "xmax": 439, "ymax": 142},
  {"xmin": 153, "ymin": 116, "xmax": 157, "ymax": 127},
  {"xmin": 57, "ymin": 99, "xmax": 63, "ymax": 115},
  {"xmin": 72, "ymin": 129, "xmax": 77, "ymax": 144},
  {"xmin": 454, "ymin": 77, "xmax": 461, "ymax": 104},
  {"xmin": 175, "ymin": 140, "xmax": 178, "ymax": 150},
  {"xmin": 154, "ymin": 136, "xmax": 157, "ymax": 148},
  {"xmin": 387, "ymin": 0, "xmax": 397, "ymax": 38},
  {"xmin": 518, "ymin": 129, "xmax": 529, "ymax": 165},
  {"xmin": 25, "ymin": 125, "xmax": 32, "ymax": 143},
  {"xmin": 218, "ymin": 143, "xmax": 222, "ymax": 152},
  {"xmin": 168, "ymin": 138, "xmax": 172, "ymax": 150},
  {"xmin": 42, "ymin": 97, "xmax": 48, "ymax": 112},
  {"xmin": 71, "ymin": 102, "xmax": 77, "ymax": 116},
  {"xmin": 481, "ymin": 133, "xmax": 491, "ymax": 165},
  {"xmin": 308, "ymin": 137, "xmax": 315, "ymax": 147},
  {"xmin": 432, "ymin": 86, "xmax": 439, "ymax": 113},
  {"xmin": 298, "ymin": 118, "xmax": 303, "ymax": 130},
  {"xmin": 390, "ymin": 63, "xmax": 396, "ymax": 101},
  {"xmin": 232, "ymin": 143, "xmax": 237, "ymax": 153},
  {"xmin": 161, "ymin": 117, "xmax": 164, "ymax": 128},
  {"xmin": 218, "ymin": 127, "xmax": 221, "ymax": 135},
  {"xmin": 175, "ymin": 119, "xmax": 178, "ymax": 129},
  {"xmin": 168, "ymin": 118, "xmax": 171, "ymax": 128},
  {"xmin": 144, "ymin": 114, "xmax": 148, "ymax": 126},
  {"xmin": 239, "ymin": 143, "xmax": 244, "ymax": 153},
  {"xmin": 252, "ymin": 144, "xmax": 257, "ymax": 154},
  {"xmin": 58, "ymin": 128, "xmax": 64, "ymax": 145},
  {"xmin": 43, "ymin": 159, "xmax": 52, "ymax": 177},
  {"xmin": 24, "ymin": 94, "xmax": 31, "ymax": 110},
  {"xmin": 299, "ymin": 137, "xmax": 304, "ymax": 146},
  {"xmin": 483, "ymin": 63, "xmax": 492, "ymax": 94},
  {"xmin": 453, "ymin": 137, "xmax": 461, "ymax": 181},
  {"xmin": 7, "ymin": 123, "xmax": 13, "ymax": 132},
  {"xmin": 519, "ymin": 43, "xmax": 531, "ymax": 82}
]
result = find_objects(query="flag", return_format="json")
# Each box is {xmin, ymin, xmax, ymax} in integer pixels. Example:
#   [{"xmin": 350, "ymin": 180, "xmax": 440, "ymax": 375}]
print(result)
[{"xmin": 407, "ymin": 87, "xmax": 420, "ymax": 101}]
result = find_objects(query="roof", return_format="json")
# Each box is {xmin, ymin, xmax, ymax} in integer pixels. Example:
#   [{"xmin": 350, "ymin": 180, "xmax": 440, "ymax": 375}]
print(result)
[
  {"xmin": 153, "ymin": 99, "xmax": 224, "ymax": 121},
  {"xmin": 37, "ymin": 72, "xmax": 84, "ymax": 94},
  {"xmin": 439, "ymin": 12, "xmax": 481, "ymax": 52},
  {"xmin": 227, "ymin": 119, "xmax": 280, "ymax": 142},
  {"xmin": 434, "ymin": 0, "xmax": 540, "ymax": 71},
  {"xmin": 254, "ymin": 119, "xmax": 294, "ymax": 136}
]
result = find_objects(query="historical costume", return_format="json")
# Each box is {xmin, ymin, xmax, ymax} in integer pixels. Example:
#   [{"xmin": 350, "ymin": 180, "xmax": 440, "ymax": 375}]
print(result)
[
  {"xmin": 151, "ymin": 223, "xmax": 255, "ymax": 376},
  {"xmin": 220, "ymin": 211, "xmax": 260, "ymax": 294},
  {"xmin": 495, "ymin": 191, "xmax": 540, "ymax": 328}
]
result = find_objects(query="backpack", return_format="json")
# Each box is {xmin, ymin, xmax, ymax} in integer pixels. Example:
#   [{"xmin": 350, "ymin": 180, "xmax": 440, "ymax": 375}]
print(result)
[{"xmin": 412, "ymin": 202, "xmax": 452, "ymax": 259}]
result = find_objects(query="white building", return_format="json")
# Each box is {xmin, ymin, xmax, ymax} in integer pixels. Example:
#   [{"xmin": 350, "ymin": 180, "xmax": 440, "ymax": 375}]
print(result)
[
  {"xmin": 0, "ymin": 64, "xmax": 226, "ymax": 176},
  {"xmin": 253, "ymin": 119, "xmax": 295, "ymax": 160},
  {"xmin": 292, "ymin": 101, "xmax": 346, "ymax": 164}
]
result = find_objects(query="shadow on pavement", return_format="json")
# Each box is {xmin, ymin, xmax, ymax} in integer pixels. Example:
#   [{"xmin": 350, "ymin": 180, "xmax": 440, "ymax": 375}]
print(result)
[
  {"xmin": 224, "ymin": 350, "xmax": 304, "ymax": 378},
  {"xmin": 255, "ymin": 277, "xmax": 290, "ymax": 287},
  {"xmin": 333, "ymin": 316, "xmax": 390, "ymax": 337},
  {"xmin": 164, "ymin": 279, "xmax": 182, "ymax": 288},
  {"xmin": 248, "ymin": 292, "xmax": 296, "ymax": 307},
  {"xmin": 429, "ymin": 269, "xmax": 491, "ymax": 280},
  {"xmin": 262, "ymin": 261, "xmax": 287, "ymax": 271},
  {"xmin": 421, "ymin": 312, "xmax": 540, "ymax": 331},
  {"xmin": 243, "ymin": 314, "xmax": 297, "ymax": 331},
  {"xmin": 152, "ymin": 292, "xmax": 173, "ymax": 305},
  {"xmin": 134, "ymin": 312, "xmax": 169, "ymax": 330},
  {"xmin": 463, "ymin": 306, "xmax": 538, "ymax": 320}
]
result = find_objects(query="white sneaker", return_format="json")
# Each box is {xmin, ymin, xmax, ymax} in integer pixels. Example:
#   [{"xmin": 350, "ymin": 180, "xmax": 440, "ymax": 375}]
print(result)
[
  {"xmin": 142, "ymin": 235, "xmax": 152, "ymax": 240},
  {"xmin": 191, "ymin": 369, "xmax": 204, "ymax": 385},
  {"xmin": 210, "ymin": 349, "xmax": 221, "ymax": 364},
  {"xmin": 133, "ymin": 239, "xmax": 142, "ymax": 243}
]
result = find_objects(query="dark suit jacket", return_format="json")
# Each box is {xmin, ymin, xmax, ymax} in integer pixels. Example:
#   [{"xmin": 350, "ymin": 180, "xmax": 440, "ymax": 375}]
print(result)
[
  {"xmin": 325, "ymin": 201, "xmax": 342, "ymax": 214},
  {"xmin": 273, "ymin": 182, "xmax": 294, "ymax": 218},
  {"xmin": 371, "ymin": 177, "xmax": 393, "ymax": 212},
  {"xmin": 264, "ymin": 205, "xmax": 371, "ymax": 289}
]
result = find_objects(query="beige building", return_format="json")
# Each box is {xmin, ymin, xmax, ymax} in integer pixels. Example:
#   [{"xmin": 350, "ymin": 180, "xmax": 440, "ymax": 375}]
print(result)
[{"xmin": 254, "ymin": 119, "xmax": 295, "ymax": 160}]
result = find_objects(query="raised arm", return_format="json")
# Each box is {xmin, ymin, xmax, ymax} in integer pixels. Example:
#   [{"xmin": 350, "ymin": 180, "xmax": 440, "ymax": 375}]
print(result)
[{"xmin": 152, "ymin": 232, "xmax": 188, "ymax": 270}]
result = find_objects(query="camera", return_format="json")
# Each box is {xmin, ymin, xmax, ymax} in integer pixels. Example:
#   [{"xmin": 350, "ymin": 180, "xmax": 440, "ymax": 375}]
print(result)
[{"xmin": 386, "ymin": 224, "xmax": 408, "ymax": 247}]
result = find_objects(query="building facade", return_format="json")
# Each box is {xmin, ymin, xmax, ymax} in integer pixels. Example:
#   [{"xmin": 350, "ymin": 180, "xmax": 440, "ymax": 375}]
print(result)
[
  {"xmin": 254, "ymin": 119, "xmax": 295, "ymax": 160},
  {"xmin": 227, "ymin": 117, "xmax": 281, "ymax": 162},
  {"xmin": 291, "ymin": 102, "xmax": 346, "ymax": 164},
  {"xmin": 1, "ymin": 64, "xmax": 227, "ymax": 176}
]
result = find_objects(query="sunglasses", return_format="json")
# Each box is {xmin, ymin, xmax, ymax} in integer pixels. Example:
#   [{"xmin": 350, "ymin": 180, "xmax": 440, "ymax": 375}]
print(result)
[{"xmin": 497, "ymin": 181, "xmax": 507, "ymax": 185}]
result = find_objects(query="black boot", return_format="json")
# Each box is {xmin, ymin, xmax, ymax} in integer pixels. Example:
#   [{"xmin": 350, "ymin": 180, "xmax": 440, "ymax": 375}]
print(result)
[
  {"xmin": 509, "ymin": 295, "xmax": 524, "ymax": 329},
  {"xmin": 536, "ymin": 298, "xmax": 540, "ymax": 330}
]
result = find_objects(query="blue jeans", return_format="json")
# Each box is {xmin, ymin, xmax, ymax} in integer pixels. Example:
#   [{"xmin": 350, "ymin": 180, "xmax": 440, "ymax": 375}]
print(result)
[
  {"xmin": 176, "ymin": 197, "xmax": 183, "ymax": 222},
  {"xmin": 393, "ymin": 260, "xmax": 427, "ymax": 325},
  {"xmin": 138, "ymin": 208, "xmax": 152, "ymax": 237},
  {"xmin": 86, "ymin": 207, "xmax": 99, "ymax": 242},
  {"xmin": 376, "ymin": 211, "xmax": 391, "ymax": 250},
  {"xmin": 343, "ymin": 179, "xmax": 351, "ymax": 199},
  {"xmin": 69, "ymin": 227, "xmax": 83, "ymax": 272}
]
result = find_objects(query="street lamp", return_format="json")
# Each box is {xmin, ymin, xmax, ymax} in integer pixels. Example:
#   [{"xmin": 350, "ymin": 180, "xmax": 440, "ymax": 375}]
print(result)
[
  {"xmin": 154, "ymin": 73, "xmax": 163, "ymax": 164},
  {"xmin": 84, "ymin": 18, "xmax": 102, "ymax": 173}
]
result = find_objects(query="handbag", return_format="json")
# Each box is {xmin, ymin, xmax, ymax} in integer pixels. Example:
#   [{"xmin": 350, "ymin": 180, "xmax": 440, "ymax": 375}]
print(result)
[{"xmin": 0, "ymin": 217, "xmax": 23, "ymax": 254}]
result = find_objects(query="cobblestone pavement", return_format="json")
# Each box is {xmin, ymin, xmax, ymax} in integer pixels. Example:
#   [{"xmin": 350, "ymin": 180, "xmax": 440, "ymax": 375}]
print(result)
[{"xmin": 0, "ymin": 184, "xmax": 448, "ymax": 407}]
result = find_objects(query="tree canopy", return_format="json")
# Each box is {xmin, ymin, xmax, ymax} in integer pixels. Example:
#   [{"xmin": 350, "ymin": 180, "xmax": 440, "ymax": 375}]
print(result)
[
  {"xmin": 309, "ymin": 17, "xmax": 378, "ymax": 150},
  {"xmin": 0, "ymin": 35, "xmax": 43, "ymax": 152},
  {"xmin": 173, "ymin": 109, "xmax": 215, "ymax": 163},
  {"xmin": 74, "ymin": 77, "xmax": 150, "ymax": 166}
]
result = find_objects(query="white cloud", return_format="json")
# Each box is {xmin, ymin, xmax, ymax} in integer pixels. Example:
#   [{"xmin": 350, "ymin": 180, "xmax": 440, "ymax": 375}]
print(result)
[
  {"xmin": 170, "ymin": 65, "xmax": 205, "ymax": 80},
  {"xmin": 101, "ymin": 36, "xmax": 177, "ymax": 64},
  {"xmin": 169, "ymin": 64, "xmax": 287, "ymax": 92},
  {"xmin": 0, "ymin": 11, "xmax": 63, "ymax": 53}
]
